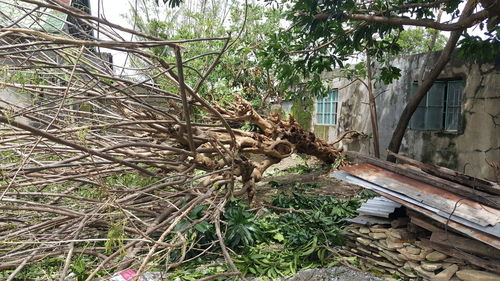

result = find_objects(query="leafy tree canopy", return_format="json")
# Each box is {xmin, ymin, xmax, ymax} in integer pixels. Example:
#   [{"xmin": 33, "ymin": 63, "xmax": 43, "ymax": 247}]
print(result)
[
  {"xmin": 260, "ymin": 0, "xmax": 499, "ymax": 99},
  {"xmin": 133, "ymin": 0, "xmax": 284, "ymax": 108},
  {"xmin": 397, "ymin": 27, "xmax": 447, "ymax": 55}
]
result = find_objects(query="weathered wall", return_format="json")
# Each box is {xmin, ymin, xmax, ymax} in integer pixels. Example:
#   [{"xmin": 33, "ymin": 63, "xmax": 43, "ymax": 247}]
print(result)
[
  {"xmin": 309, "ymin": 52, "xmax": 500, "ymax": 180},
  {"xmin": 0, "ymin": 64, "xmax": 31, "ymax": 125},
  {"xmin": 312, "ymin": 71, "xmax": 372, "ymax": 153}
]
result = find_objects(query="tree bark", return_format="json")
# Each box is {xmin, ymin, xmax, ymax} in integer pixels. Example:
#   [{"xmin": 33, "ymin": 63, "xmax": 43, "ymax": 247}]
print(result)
[
  {"xmin": 345, "ymin": 9, "xmax": 487, "ymax": 31},
  {"xmin": 366, "ymin": 55, "xmax": 380, "ymax": 158},
  {"xmin": 386, "ymin": 1, "xmax": 476, "ymax": 162}
]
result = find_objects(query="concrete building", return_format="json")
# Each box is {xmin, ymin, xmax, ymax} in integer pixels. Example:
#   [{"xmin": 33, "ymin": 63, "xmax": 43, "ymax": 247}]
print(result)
[{"xmin": 287, "ymin": 51, "xmax": 500, "ymax": 180}]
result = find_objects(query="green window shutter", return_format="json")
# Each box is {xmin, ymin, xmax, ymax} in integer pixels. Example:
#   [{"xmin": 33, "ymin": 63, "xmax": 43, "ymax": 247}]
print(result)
[
  {"xmin": 425, "ymin": 81, "xmax": 446, "ymax": 130},
  {"xmin": 316, "ymin": 99, "xmax": 323, "ymax": 124},
  {"xmin": 331, "ymin": 90, "xmax": 338, "ymax": 125},
  {"xmin": 325, "ymin": 101, "xmax": 331, "ymax": 124},
  {"xmin": 445, "ymin": 80, "xmax": 464, "ymax": 131}
]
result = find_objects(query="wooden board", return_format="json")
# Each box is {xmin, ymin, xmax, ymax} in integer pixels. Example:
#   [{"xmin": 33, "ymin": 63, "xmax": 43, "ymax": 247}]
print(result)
[{"xmin": 430, "ymin": 231, "xmax": 500, "ymax": 260}]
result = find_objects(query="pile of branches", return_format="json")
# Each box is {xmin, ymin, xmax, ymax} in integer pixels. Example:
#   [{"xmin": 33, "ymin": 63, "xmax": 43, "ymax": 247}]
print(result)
[{"xmin": 0, "ymin": 1, "xmax": 345, "ymax": 279}]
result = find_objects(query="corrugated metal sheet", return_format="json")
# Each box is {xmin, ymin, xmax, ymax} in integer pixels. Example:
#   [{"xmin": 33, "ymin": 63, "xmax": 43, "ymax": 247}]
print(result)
[
  {"xmin": 332, "ymin": 167, "xmax": 500, "ymax": 250},
  {"xmin": 344, "ymin": 215, "xmax": 391, "ymax": 225},
  {"xmin": 357, "ymin": 196, "xmax": 402, "ymax": 218},
  {"xmin": 345, "ymin": 215, "xmax": 392, "ymax": 225}
]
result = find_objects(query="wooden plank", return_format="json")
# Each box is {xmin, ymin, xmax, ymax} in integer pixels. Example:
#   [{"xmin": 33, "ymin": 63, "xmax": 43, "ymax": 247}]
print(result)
[
  {"xmin": 345, "ymin": 151, "xmax": 500, "ymax": 208},
  {"xmin": 420, "ymin": 238, "xmax": 500, "ymax": 274},
  {"xmin": 410, "ymin": 215, "xmax": 441, "ymax": 233},
  {"xmin": 387, "ymin": 151, "xmax": 500, "ymax": 196},
  {"xmin": 430, "ymin": 231, "xmax": 500, "ymax": 259}
]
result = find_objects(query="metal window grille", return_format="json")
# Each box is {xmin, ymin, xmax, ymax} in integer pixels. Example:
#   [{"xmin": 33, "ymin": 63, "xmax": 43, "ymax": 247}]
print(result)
[{"xmin": 316, "ymin": 91, "xmax": 338, "ymax": 125}]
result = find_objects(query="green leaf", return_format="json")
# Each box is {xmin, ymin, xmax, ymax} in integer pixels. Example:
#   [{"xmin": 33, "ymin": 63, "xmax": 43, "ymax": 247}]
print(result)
[{"xmin": 273, "ymin": 233, "xmax": 285, "ymax": 242}]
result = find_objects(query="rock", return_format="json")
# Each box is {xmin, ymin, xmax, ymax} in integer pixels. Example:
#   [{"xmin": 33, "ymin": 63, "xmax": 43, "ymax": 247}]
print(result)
[
  {"xmin": 356, "ymin": 237, "xmax": 372, "ymax": 246},
  {"xmin": 456, "ymin": 270, "xmax": 500, "ymax": 281},
  {"xmin": 350, "ymin": 229, "xmax": 372, "ymax": 239},
  {"xmin": 375, "ymin": 239, "xmax": 389, "ymax": 250},
  {"xmin": 399, "ymin": 247, "xmax": 432, "ymax": 261},
  {"xmin": 387, "ymin": 236, "xmax": 405, "ymax": 244},
  {"xmin": 441, "ymin": 263, "xmax": 454, "ymax": 269},
  {"xmin": 359, "ymin": 227, "xmax": 370, "ymax": 234},
  {"xmin": 387, "ymin": 228, "xmax": 403, "ymax": 239},
  {"xmin": 421, "ymin": 262, "xmax": 443, "ymax": 271},
  {"xmin": 433, "ymin": 264, "xmax": 458, "ymax": 281},
  {"xmin": 374, "ymin": 259, "xmax": 397, "ymax": 269},
  {"xmin": 426, "ymin": 251, "xmax": 448, "ymax": 262},
  {"xmin": 357, "ymin": 247, "xmax": 371, "ymax": 255},
  {"xmin": 413, "ymin": 265, "xmax": 436, "ymax": 279},
  {"xmin": 397, "ymin": 253, "xmax": 407, "ymax": 261},
  {"xmin": 404, "ymin": 261, "xmax": 419, "ymax": 269},
  {"xmin": 398, "ymin": 268, "xmax": 418, "ymax": 278},
  {"xmin": 369, "ymin": 226, "xmax": 387, "ymax": 233},
  {"xmin": 369, "ymin": 232, "xmax": 387, "ymax": 239},
  {"xmin": 387, "ymin": 228, "xmax": 415, "ymax": 240},
  {"xmin": 381, "ymin": 249, "xmax": 405, "ymax": 262},
  {"xmin": 379, "ymin": 251, "xmax": 404, "ymax": 266},
  {"xmin": 404, "ymin": 246, "xmax": 421, "ymax": 255},
  {"xmin": 386, "ymin": 239, "xmax": 404, "ymax": 250}
]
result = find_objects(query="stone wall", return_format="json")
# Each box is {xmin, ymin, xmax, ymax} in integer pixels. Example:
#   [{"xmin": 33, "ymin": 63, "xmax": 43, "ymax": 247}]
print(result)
[
  {"xmin": 307, "ymin": 52, "xmax": 500, "ymax": 181},
  {"xmin": 343, "ymin": 223, "xmax": 500, "ymax": 281}
]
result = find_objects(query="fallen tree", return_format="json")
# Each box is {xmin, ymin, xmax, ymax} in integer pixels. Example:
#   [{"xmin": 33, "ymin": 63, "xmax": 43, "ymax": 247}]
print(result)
[{"xmin": 0, "ymin": 1, "xmax": 349, "ymax": 279}]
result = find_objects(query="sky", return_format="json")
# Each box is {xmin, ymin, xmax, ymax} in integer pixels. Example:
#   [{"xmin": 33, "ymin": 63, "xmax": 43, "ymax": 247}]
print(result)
[
  {"xmin": 89, "ymin": 0, "xmax": 135, "ymax": 75},
  {"xmin": 87, "ymin": 0, "xmax": 489, "ymax": 74}
]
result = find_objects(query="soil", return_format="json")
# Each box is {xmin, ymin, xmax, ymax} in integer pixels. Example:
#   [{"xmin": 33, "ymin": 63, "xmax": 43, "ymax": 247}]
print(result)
[{"xmin": 276, "ymin": 266, "xmax": 388, "ymax": 281}]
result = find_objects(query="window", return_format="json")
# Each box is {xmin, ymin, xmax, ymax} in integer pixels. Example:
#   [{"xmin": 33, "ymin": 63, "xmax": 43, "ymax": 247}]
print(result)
[
  {"xmin": 316, "ymin": 91, "xmax": 338, "ymax": 125},
  {"xmin": 410, "ymin": 80, "xmax": 464, "ymax": 131}
]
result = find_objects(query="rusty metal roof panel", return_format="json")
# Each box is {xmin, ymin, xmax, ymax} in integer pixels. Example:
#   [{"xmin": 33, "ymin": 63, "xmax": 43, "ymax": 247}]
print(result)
[
  {"xmin": 331, "ymin": 168, "xmax": 500, "ymax": 249},
  {"xmin": 340, "ymin": 164, "xmax": 500, "ymax": 227}
]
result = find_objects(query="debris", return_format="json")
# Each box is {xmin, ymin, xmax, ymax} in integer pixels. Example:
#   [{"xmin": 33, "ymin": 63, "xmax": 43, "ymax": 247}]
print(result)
[{"xmin": 334, "ymin": 153, "xmax": 500, "ymax": 279}]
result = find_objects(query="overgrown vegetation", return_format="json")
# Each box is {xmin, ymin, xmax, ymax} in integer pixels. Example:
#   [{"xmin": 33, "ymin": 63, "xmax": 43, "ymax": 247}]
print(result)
[
  {"xmin": 0, "ymin": 165, "xmax": 364, "ymax": 281},
  {"xmin": 7, "ymin": 0, "xmax": 493, "ymax": 279},
  {"xmin": 166, "ymin": 184, "xmax": 362, "ymax": 280}
]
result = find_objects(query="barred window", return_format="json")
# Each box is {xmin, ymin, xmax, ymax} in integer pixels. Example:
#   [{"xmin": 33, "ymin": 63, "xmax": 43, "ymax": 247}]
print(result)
[
  {"xmin": 316, "ymin": 91, "xmax": 338, "ymax": 125},
  {"xmin": 410, "ymin": 80, "xmax": 464, "ymax": 131}
]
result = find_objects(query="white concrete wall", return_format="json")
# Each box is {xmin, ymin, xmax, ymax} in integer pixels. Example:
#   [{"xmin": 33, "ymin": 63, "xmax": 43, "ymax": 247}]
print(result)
[{"xmin": 310, "ymin": 52, "xmax": 500, "ymax": 180}]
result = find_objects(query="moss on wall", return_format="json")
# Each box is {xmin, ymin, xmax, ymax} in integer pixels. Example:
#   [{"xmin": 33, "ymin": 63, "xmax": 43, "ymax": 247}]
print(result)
[
  {"xmin": 420, "ymin": 132, "xmax": 459, "ymax": 170},
  {"xmin": 291, "ymin": 97, "xmax": 313, "ymax": 131}
]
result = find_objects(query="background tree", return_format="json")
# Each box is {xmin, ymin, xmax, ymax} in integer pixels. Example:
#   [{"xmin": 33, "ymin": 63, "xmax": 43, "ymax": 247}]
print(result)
[
  {"xmin": 397, "ymin": 27, "xmax": 447, "ymax": 55},
  {"xmin": 131, "ymin": 0, "xmax": 284, "ymax": 111},
  {"xmin": 262, "ymin": 0, "xmax": 499, "ymax": 161}
]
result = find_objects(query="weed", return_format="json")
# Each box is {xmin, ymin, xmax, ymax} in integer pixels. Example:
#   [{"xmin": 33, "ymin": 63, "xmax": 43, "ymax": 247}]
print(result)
[{"xmin": 105, "ymin": 221, "xmax": 127, "ymax": 255}]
